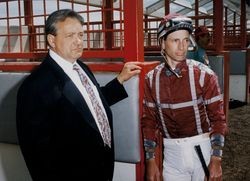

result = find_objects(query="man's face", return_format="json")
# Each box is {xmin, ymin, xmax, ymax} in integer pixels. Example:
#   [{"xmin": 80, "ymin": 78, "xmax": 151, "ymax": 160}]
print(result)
[
  {"xmin": 198, "ymin": 33, "xmax": 211, "ymax": 49},
  {"xmin": 48, "ymin": 17, "xmax": 84, "ymax": 63},
  {"xmin": 164, "ymin": 30, "xmax": 190, "ymax": 63}
]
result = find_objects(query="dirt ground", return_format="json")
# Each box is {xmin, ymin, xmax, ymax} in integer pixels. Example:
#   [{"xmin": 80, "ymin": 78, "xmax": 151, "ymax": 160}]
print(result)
[{"xmin": 222, "ymin": 104, "xmax": 250, "ymax": 181}]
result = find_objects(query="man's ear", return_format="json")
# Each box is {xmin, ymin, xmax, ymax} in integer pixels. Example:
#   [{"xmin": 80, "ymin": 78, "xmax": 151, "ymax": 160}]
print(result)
[{"xmin": 47, "ymin": 34, "xmax": 55, "ymax": 48}]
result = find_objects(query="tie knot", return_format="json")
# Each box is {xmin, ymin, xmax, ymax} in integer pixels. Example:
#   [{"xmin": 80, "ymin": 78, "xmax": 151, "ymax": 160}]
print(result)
[{"xmin": 73, "ymin": 64, "xmax": 79, "ymax": 71}]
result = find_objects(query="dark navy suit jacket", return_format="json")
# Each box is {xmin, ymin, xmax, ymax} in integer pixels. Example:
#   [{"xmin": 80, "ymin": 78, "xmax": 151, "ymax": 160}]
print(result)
[{"xmin": 16, "ymin": 55, "xmax": 128, "ymax": 181}]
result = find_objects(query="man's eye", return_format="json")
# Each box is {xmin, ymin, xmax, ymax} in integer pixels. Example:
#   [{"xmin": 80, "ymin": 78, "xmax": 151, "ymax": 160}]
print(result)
[{"xmin": 66, "ymin": 34, "xmax": 74, "ymax": 38}]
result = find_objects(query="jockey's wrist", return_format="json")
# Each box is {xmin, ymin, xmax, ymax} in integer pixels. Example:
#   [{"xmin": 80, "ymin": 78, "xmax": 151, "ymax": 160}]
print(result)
[
  {"xmin": 211, "ymin": 148, "xmax": 223, "ymax": 158},
  {"xmin": 210, "ymin": 134, "xmax": 224, "ymax": 149},
  {"xmin": 210, "ymin": 133, "xmax": 224, "ymax": 158},
  {"xmin": 145, "ymin": 151, "xmax": 155, "ymax": 160},
  {"xmin": 144, "ymin": 139, "xmax": 157, "ymax": 160}
]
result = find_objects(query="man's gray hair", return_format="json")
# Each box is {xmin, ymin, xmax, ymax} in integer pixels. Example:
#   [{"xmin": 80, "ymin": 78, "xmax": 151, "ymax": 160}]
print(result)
[{"xmin": 45, "ymin": 9, "xmax": 84, "ymax": 36}]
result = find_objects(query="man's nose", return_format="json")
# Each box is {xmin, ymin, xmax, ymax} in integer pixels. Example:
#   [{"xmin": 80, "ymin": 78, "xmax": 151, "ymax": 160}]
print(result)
[
  {"xmin": 75, "ymin": 36, "xmax": 83, "ymax": 44},
  {"xmin": 179, "ymin": 42, "xmax": 185, "ymax": 50}
]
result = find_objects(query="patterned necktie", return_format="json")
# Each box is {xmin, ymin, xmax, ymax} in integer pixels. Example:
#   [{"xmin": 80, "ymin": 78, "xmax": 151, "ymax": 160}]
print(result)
[{"xmin": 73, "ymin": 64, "xmax": 111, "ymax": 147}]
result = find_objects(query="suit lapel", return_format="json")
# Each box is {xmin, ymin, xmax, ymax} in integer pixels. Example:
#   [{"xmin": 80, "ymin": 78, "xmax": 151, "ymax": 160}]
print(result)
[
  {"xmin": 62, "ymin": 80, "xmax": 100, "ymax": 131},
  {"xmin": 44, "ymin": 56, "xmax": 100, "ymax": 132}
]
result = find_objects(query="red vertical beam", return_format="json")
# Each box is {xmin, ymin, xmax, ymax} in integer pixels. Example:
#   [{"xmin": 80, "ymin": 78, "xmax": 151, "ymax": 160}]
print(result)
[
  {"xmin": 24, "ymin": 0, "xmax": 33, "ymax": 26},
  {"xmin": 144, "ymin": 15, "xmax": 149, "ymax": 46},
  {"xmin": 86, "ymin": 0, "xmax": 90, "ymax": 49},
  {"xmin": 223, "ymin": 52, "xmax": 230, "ymax": 122},
  {"xmin": 103, "ymin": 0, "xmax": 113, "ymax": 50},
  {"xmin": 195, "ymin": 0, "xmax": 199, "ymax": 27},
  {"xmin": 43, "ymin": 0, "xmax": 47, "ymax": 28},
  {"xmin": 240, "ymin": 0, "xmax": 247, "ymax": 48},
  {"xmin": 24, "ymin": 0, "xmax": 34, "ymax": 52},
  {"xmin": 137, "ymin": 62, "xmax": 160, "ymax": 181},
  {"xmin": 225, "ymin": 7, "xmax": 228, "ymax": 36},
  {"xmin": 213, "ymin": 1, "xmax": 224, "ymax": 52},
  {"xmin": 124, "ymin": 1, "xmax": 144, "ymax": 180},
  {"xmin": 233, "ymin": 12, "xmax": 236, "ymax": 37},
  {"xmin": 119, "ymin": 0, "xmax": 123, "ymax": 50},
  {"xmin": 165, "ymin": 0, "xmax": 170, "ymax": 15},
  {"xmin": 123, "ymin": 0, "xmax": 144, "ymax": 62},
  {"xmin": 246, "ymin": 49, "xmax": 250, "ymax": 103},
  {"xmin": 6, "ymin": 1, "xmax": 10, "ymax": 52},
  {"xmin": 240, "ymin": 0, "xmax": 248, "ymax": 102},
  {"xmin": 17, "ymin": 0, "xmax": 23, "ymax": 52}
]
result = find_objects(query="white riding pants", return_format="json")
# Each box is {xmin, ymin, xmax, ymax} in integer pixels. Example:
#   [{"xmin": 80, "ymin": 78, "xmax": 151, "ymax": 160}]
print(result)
[{"xmin": 163, "ymin": 133, "xmax": 211, "ymax": 181}]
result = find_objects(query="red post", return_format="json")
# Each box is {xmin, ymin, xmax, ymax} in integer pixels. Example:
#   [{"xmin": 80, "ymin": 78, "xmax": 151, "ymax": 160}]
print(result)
[
  {"xmin": 240, "ymin": 0, "xmax": 247, "ymax": 48},
  {"xmin": 165, "ymin": 0, "xmax": 170, "ymax": 15},
  {"xmin": 213, "ymin": 1, "xmax": 224, "ymax": 52},
  {"xmin": 124, "ymin": 1, "xmax": 151, "ymax": 180},
  {"xmin": 23, "ymin": 0, "xmax": 34, "ymax": 53},
  {"xmin": 123, "ymin": 0, "xmax": 144, "ymax": 62},
  {"xmin": 103, "ymin": 0, "xmax": 113, "ymax": 50},
  {"xmin": 224, "ymin": 7, "xmax": 228, "ymax": 36},
  {"xmin": 195, "ymin": 0, "xmax": 199, "ymax": 27}
]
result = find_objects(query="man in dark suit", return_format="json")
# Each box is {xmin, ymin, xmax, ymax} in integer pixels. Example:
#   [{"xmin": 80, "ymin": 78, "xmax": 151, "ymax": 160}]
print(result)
[{"xmin": 16, "ymin": 9, "xmax": 141, "ymax": 181}]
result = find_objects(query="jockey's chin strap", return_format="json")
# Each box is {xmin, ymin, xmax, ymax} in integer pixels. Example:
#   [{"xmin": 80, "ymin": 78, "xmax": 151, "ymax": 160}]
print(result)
[{"xmin": 161, "ymin": 49, "xmax": 182, "ymax": 78}]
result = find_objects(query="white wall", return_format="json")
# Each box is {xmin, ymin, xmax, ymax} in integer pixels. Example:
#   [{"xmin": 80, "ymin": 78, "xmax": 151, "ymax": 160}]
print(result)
[
  {"xmin": 113, "ymin": 162, "xmax": 136, "ymax": 181},
  {"xmin": 229, "ymin": 75, "xmax": 246, "ymax": 102}
]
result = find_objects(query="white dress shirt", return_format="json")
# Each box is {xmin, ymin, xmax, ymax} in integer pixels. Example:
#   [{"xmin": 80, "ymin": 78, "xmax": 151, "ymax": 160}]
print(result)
[{"xmin": 49, "ymin": 50, "xmax": 109, "ymax": 136}]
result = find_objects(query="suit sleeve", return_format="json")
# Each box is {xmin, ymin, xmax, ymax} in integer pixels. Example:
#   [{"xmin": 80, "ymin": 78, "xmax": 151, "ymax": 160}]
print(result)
[{"xmin": 101, "ymin": 78, "xmax": 128, "ymax": 106}]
